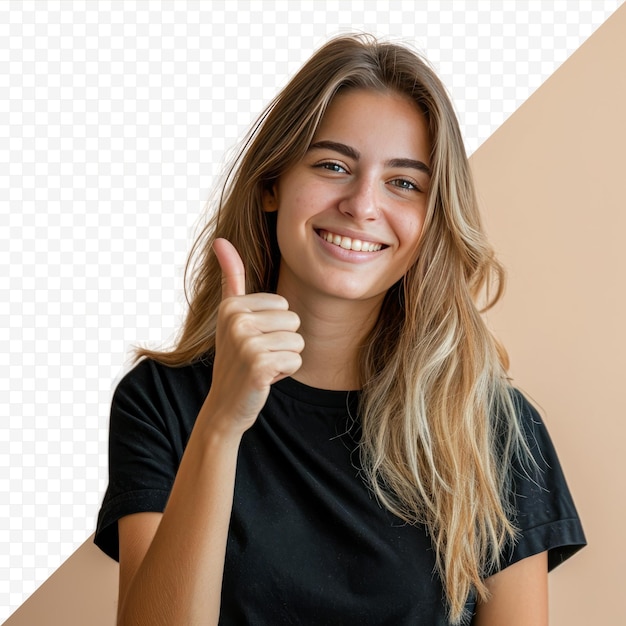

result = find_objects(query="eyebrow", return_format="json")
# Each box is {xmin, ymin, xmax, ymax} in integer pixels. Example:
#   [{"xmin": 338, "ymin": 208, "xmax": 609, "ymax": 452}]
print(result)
[{"xmin": 308, "ymin": 140, "xmax": 431, "ymax": 177}]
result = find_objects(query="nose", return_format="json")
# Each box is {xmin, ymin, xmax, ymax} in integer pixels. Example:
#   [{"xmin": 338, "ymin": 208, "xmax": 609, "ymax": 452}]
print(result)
[{"xmin": 338, "ymin": 177, "xmax": 380, "ymax": 221}]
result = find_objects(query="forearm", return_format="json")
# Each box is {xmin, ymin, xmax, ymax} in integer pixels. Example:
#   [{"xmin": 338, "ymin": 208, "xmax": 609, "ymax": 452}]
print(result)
[{"xmin": 117, "ymin": 418, "xmax": 242, "ymax": 626}]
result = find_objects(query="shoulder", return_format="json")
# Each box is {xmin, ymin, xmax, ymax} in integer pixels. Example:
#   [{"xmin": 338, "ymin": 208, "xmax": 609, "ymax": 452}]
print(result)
[
  {"xmin": 115, "ymin": 354, "xmax": 214, "ymax": 397},
  {"xmin": 113, "ymin": 355, "xmax": 214, "ymax": 413},
  {"xmin": 108, "ymin": 355, "xmax": 215, "ymax": 446}
]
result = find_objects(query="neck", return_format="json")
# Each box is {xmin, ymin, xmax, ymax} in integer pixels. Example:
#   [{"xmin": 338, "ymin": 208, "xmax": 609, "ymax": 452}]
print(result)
[{"xmin": 277, "ymin": 282, "xmax": 382, "ymax": 391}]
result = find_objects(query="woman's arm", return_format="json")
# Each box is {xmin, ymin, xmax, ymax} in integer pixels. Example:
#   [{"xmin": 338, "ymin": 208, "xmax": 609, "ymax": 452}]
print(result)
[
  {"xmin": 116, "ymin": 240, "xmax": 303, "ymax": 625},
  {"xmin": 117, "ymin": 422, "xmax": 242, "ymax": 625},
  {"xmin": 472, "ymin": 551, "xmax": 548, "ymax": 626}
]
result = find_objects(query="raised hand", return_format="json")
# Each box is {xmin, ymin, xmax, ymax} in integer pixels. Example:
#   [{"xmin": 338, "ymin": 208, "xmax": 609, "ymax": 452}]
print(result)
[{"xmin": 204, "ymin": 238, "xmax": 304, "ymax": 434}]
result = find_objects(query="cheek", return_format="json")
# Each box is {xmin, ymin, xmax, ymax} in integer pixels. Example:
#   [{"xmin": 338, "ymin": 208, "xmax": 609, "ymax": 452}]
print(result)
[
  {"xmin": 274, "ymin": 193, "xmax": 310, "ymax": 258},
  {"xmin": 276, "ymin": 185, "xmax": 322, "ymax": 232},
  {"xmin": 398, "ymin": 211, "xmax": 426, "ymax": 251}
]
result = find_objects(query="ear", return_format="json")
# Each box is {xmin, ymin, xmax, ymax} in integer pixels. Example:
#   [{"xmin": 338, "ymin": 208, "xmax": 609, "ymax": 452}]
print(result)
[{"xmin": 262, "ymin": 184, "xmax": 278, "ymax": 213}]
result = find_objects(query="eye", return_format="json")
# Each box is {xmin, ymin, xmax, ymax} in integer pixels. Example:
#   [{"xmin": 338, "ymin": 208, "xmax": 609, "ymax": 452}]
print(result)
[
  {"xmin": 390, "ymin": 177, "xmax": 421, "ymax": 192},
  {"xmin": 315, "ymin": 161, "xmax": 348, "ymax": 174}
]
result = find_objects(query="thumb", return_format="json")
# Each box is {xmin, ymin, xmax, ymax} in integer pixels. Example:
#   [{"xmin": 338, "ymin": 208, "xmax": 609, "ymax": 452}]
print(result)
[{"xmin": 213, "ymin": 238, "xmax": 246, "ymax": 299}]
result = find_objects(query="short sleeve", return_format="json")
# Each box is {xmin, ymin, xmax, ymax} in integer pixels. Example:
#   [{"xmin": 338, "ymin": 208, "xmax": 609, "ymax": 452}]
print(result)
[
  {"xmin": 94, "ymin": 358, "xmax": 209, "ymax": 561},
  {"xmin": 496, "ymin": 390, "xmax": 587, "ymax": 573}
]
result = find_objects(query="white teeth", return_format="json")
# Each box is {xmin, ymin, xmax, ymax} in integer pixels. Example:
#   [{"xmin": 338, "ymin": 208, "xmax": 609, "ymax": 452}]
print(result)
[{"xmin": 321, "ymin": 230, "xmax": 382, "ymax": 252}]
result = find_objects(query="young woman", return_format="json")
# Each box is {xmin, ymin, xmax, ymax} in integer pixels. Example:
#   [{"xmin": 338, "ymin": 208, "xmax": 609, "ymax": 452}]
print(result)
[{"xmin": 95, "ymin": 34, "xmax": 586, "ymax": 625}]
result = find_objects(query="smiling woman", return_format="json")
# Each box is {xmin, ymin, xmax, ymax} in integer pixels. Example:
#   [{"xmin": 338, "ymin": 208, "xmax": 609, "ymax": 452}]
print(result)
[{"xmin": 94, "ymin": 34, "xmax": 585, "ymax": 625}]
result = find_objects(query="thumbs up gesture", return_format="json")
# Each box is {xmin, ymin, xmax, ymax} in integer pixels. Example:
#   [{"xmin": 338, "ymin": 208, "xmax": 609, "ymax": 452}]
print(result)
[{"xmin": 204, "ymin": 238, "xmax": 304, "ymax": 435}]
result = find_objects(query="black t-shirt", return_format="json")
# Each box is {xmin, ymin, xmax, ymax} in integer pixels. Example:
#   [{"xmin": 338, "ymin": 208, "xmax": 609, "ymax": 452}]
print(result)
[{"xmin": 95, "ymin": 357, "xmax": 586, "ymax": 625}]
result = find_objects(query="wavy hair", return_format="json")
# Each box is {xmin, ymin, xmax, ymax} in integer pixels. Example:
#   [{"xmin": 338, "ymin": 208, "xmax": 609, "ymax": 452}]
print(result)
[{"xmin": 137, "ymin": 34, "xmax": 530, "ymax": 623}]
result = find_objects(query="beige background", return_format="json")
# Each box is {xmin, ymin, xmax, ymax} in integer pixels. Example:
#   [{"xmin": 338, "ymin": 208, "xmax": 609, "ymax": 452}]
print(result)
[
  {"xmin": 5, "ymin": 4, "xmax": 625, "ymax": 625},
  {"xmin": 471, "ymin": 3, "xmax": 625, "ymax": 622}
]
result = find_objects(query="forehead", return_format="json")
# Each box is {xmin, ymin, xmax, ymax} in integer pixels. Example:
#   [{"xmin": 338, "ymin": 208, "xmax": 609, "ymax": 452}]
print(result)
[{"xmin": 313, "ymin": 89, "xmax": 431, "ymax": 162}]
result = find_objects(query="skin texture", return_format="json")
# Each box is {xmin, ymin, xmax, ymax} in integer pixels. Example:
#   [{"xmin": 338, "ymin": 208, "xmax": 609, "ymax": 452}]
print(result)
[
  {"xmin": 474, "ymin": 551, "xmax": 549, "ymax": 625},
  {"xmin": 115, "ymin": 89, "xmax": 549, "ymax": 625}
]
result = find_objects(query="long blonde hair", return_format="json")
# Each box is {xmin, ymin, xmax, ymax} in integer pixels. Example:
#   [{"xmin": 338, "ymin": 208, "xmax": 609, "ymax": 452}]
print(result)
[{"xmin": 138, "ymin": 34, "xmax": 529, "ymax": 623}]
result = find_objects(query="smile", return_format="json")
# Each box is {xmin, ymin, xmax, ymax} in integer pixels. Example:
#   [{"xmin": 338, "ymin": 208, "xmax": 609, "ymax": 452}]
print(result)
[{"xmin": 318, "ymin": 229, "xmax": 384, "ymax": 252}]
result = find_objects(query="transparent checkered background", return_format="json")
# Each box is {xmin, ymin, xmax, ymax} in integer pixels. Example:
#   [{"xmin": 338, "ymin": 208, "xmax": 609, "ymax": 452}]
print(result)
[{"xmin": 1, "ymin": 0, "xmax": 621, "ymax": 618}]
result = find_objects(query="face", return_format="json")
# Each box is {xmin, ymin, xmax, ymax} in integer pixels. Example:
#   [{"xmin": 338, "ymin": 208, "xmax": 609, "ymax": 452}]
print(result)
[{"xmin": 269, "ymin": 88, "xmax": 431, "ymax": 308}]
